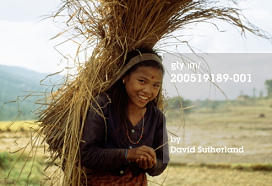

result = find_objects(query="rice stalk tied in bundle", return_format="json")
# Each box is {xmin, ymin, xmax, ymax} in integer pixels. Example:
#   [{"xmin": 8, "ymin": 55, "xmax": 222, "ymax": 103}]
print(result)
[{"xmin": 13, "ymin": 0, "xmax": 270, "ymax": 185}]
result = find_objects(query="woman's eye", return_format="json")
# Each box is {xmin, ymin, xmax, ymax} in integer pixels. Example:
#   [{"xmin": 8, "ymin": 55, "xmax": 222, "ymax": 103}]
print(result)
[
  {"xmin": 138, "ymin": 79, "xmax": 145, "ymax": 83},
  {"xmin": 154, "ymin": 84, "xmax": 160, "ymax": 88}
]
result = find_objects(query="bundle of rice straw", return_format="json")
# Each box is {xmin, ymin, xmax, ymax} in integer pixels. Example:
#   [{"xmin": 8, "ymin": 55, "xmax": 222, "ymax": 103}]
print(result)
[{"xmin": 12, "ymin": 0, "xmax": 269, "ymax": 185}]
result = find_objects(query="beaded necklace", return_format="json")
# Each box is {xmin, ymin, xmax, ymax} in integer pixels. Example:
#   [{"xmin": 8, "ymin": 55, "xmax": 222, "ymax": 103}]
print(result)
[{"xmin": 126, "ymin": 109, "xmax": 145, "ymax": 144}]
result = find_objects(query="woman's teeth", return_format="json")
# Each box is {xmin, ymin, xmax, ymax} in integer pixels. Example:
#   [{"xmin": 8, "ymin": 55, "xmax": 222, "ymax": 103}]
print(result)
[{"xmin": 139, "ymin": 95, "xmax": 148, "ymax": 100}]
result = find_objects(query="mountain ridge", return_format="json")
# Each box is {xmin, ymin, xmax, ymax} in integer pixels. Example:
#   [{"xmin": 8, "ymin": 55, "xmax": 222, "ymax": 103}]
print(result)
[{"xmin": 0, "ymin": 64, "xmax": 62, "ymax": 121}]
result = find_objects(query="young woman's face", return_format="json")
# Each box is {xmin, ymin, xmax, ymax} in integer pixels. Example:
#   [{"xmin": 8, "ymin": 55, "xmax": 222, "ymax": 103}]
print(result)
[{"xmin": 124, "ymin": 66, "xmax": 163, "ymax": 109}]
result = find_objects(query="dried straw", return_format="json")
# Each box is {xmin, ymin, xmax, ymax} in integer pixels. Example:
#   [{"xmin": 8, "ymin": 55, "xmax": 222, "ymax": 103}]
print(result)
[{"xmin": 11, "ymin": 0, "xmax": 270, "ymax": 185}]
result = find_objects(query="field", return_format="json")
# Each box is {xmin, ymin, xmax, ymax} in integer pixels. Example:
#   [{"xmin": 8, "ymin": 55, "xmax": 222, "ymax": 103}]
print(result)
[{"xmin": 0, "ymin": 98, "xmax": 272, "ymax": 185}]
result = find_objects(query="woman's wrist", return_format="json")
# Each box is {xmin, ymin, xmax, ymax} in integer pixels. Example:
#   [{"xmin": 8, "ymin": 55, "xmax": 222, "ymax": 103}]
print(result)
[
  {"xmin": 126, "ymin": 149, "xmax": 131, "ymax": 162},
  {"xmin": 125, "ymin": 149, "xmax": 128, "ymax": 162}
]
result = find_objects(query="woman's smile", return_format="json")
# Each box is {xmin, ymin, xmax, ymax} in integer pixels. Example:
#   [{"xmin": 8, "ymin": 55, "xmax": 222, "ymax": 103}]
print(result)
[
  {"xmin": 138, "ymin": 95, "xmax": 148, "ymax": 100},
  {"xmin": 124, "ymin": 66, "xmax": 163, "ymax": 110}
]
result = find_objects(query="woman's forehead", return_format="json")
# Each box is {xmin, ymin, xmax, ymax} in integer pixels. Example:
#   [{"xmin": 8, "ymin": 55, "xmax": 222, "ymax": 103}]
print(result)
[{"xmin": 131, "ymin": 66, "xmax": 163, "ymax": 79}]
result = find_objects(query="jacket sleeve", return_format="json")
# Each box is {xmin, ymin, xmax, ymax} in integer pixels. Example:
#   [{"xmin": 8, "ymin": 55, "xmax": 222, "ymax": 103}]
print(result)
[
  {"xmin": 80, "ymin": 94, "xmax": 127, "ymax": 171},
  {"xmin": 147, "ymin": 113, "xmax": 169, "ymax": 176}
]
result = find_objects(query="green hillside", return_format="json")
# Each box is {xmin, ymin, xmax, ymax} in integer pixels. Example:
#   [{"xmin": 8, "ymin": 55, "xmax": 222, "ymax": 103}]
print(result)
[{"xmin": 0, "ymin": 65, "xmax": 62, "ymax": 121}]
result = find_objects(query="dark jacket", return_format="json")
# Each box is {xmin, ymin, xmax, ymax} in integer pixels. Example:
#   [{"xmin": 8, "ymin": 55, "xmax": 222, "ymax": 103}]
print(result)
[{"xmin": 80, "ymin": 93, "xmax": 169, "ymax": 176}]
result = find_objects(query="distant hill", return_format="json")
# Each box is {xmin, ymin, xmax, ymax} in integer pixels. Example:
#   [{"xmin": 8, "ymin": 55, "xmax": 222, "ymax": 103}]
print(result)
[{"xmin": 0, "ymin": 65, "xmax": 62, "ymax": 121}]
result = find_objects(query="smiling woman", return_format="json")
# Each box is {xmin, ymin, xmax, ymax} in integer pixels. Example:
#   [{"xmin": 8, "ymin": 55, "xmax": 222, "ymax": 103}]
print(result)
[
  {"xmin": 80, "ymin": 48, "xmax": 169, "ymax": 185},
  {"xmin": 124, "ymin": 66, "xmax": 162, "ymax": 111},
  {"xmin": 11, "ymin": 0, "xmax": 271, "ymax": 185}
]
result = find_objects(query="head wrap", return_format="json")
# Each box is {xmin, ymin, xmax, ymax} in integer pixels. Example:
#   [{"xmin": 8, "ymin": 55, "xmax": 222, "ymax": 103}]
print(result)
[{"xmin": 108, "ymin": 53, "xmax": 162, "ymax": 88}]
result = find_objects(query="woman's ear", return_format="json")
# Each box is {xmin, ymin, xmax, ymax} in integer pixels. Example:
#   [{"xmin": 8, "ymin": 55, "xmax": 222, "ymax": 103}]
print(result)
[{"xmin": 122, "ymin": 75, "xmax": 129, "ymax": 84}]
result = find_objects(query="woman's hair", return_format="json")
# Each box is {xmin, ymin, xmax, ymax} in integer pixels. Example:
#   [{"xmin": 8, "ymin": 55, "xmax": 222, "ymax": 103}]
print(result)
[{"xmin": 107, "ymin": 48, "xmax": 164, "ymax": 129}]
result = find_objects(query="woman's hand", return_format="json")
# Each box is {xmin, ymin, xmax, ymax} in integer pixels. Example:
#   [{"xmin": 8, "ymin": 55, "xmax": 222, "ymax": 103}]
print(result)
[
  {"xmin": 126, "ymin": 145, "xmax": 156, "ymax": 169},
  {"xmin": 136, "ymin": 156, "xmax": 155, "ymax": 169}
]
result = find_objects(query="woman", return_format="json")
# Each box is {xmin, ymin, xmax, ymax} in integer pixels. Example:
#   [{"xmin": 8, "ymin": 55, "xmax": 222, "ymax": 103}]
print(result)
[{"xmin": 80, "ymin": 48, "xmax": 169, "ymax": 185}]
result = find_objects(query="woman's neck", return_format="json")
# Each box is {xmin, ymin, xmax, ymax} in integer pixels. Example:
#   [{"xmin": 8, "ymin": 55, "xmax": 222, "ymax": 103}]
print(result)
[{"xmin": 127, "ymin": 104, "xmax": 147, "ymax": 126}]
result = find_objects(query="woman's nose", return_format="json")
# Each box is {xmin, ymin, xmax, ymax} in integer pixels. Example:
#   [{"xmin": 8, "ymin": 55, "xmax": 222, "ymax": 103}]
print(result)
[{"xmin": 142, "ymin": 84, "xmax": 152, "ymax": 95}]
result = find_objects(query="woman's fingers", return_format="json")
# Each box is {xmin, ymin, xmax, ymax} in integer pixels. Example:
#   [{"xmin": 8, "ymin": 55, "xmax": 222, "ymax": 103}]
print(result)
[
  {"xmin": 141, "ymin": 150, "xmax": 153, "ymax": 160},
  {"xmin": 127, "ymin": 145, "xmax": 157, "ymax": 163},
  {"xmin": 142, "ymin": 157, "xmax": 148, "ymax": 169},
  {"xmin": 146, "ymin": 158, "xmax": 154, "ymax": 168},
  {"xmin": 136, "ymin": 158, "xmax": 142, "ymax": 168},
  {"xmin": 138, "ymin": 145, "xmax": 156, "ymax": 160},
  {"xmin": 136, "ymin": 156, "xmax": 155, "ymax": 169}
]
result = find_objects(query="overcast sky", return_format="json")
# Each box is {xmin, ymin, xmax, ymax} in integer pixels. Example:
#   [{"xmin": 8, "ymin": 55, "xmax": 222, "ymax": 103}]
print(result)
[{"xmin": 0, "ymin": 0, "xmax": 272, "ymax": 100}]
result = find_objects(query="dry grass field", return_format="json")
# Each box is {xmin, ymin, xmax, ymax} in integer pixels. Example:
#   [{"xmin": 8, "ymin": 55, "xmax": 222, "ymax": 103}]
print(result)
[{"xmin": 0, "ymin": 99, "xmax": 272, "ymax": 185}]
